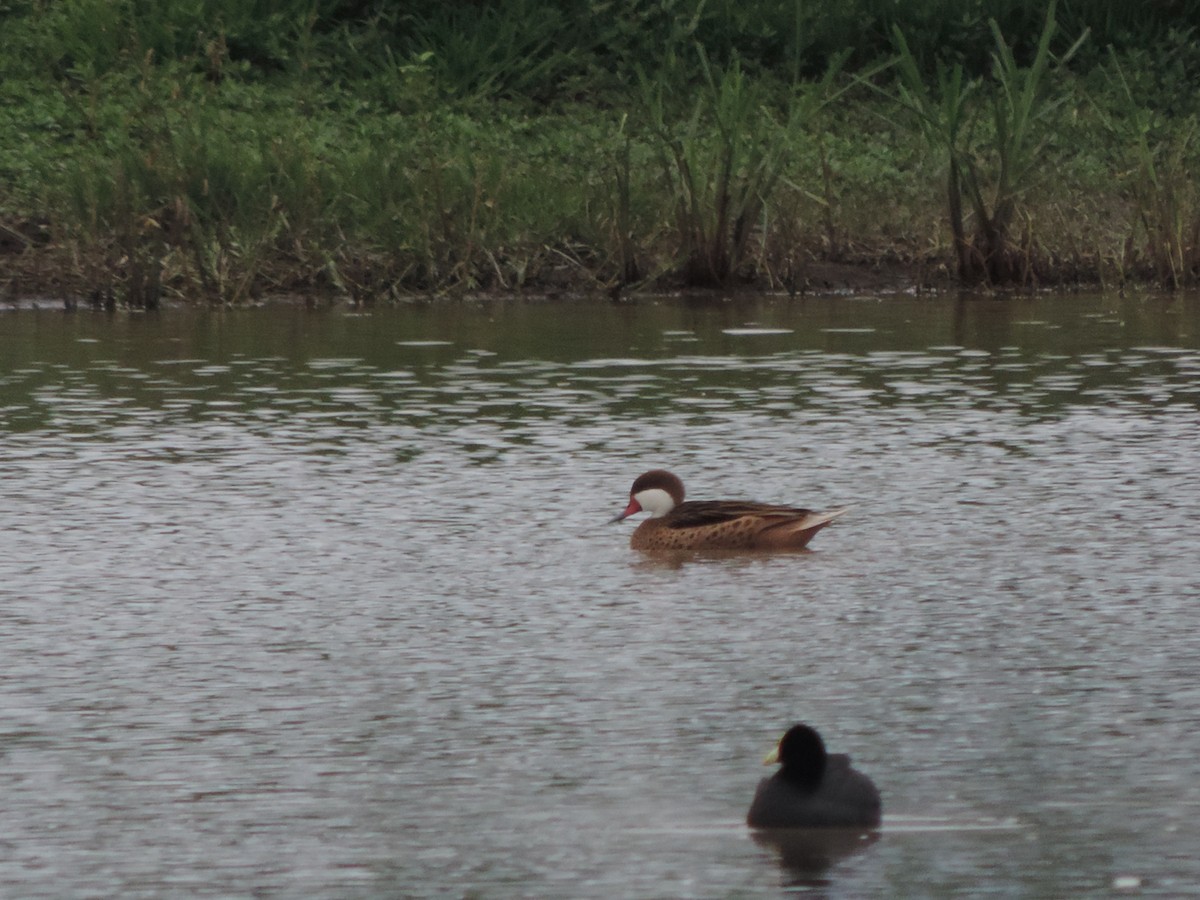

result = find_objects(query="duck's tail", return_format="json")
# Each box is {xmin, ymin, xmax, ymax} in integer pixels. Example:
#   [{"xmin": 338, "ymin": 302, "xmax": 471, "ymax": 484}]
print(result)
[{"xmin": 768, "ymin": 507, "xmax": 851, "ymax": 549}]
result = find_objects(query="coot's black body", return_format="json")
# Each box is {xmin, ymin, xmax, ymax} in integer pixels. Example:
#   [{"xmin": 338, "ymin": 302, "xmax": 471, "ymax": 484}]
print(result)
[{"xmin": 746, "ymin": 724, "xmax": 881, "ymax": 829}]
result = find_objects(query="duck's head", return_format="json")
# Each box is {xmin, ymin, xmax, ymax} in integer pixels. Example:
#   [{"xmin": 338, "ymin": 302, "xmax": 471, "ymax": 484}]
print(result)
[
  {"xmin": 765, "ymin": 723, "xmax": 828, "ymax": 789},
  {"xmin": 610, "ymin": 469, "xmax": 686, "ymax": 522}
]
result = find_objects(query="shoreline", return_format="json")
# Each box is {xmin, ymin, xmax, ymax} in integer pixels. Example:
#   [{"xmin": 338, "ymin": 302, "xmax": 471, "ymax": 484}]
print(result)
[{"xmin": 0, "ymin": 245, "xmax": 1147, "ymax": 308}]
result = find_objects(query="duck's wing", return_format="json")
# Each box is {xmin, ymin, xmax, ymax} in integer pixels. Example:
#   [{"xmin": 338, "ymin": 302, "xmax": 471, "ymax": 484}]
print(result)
[{"xmin": 666, "ymin": 500, "xmax": 816, "ymax": 529}]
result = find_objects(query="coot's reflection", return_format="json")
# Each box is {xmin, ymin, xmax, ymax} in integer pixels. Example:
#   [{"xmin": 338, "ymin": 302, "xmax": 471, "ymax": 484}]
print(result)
[{"xmin": 751, "ymin": 828, "xmax": 880, "ymax": 885}]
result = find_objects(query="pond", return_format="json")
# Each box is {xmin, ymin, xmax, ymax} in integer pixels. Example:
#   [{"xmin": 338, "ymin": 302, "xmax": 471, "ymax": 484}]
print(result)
[{"xmin": 1, "ymin": 291, "xmax": 1198, "ymax": 897}]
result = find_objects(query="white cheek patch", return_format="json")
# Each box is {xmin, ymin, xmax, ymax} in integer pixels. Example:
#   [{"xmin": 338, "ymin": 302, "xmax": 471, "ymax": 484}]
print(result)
[{"xmin": 634, "ymin": 487, "xmax": 675, "ymax": 518}]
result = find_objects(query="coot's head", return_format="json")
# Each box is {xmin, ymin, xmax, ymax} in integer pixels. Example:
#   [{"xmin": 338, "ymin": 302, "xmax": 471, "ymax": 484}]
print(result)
[{"xmin": 765, "ymin": 723, "xmax": 827, "ymax": 790}]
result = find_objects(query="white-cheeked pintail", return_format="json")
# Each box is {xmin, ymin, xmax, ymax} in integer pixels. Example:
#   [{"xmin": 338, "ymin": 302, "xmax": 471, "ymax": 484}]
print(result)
[{"xmin": 611, "ymin": 469, "xmax": 847, "ymax": 552}]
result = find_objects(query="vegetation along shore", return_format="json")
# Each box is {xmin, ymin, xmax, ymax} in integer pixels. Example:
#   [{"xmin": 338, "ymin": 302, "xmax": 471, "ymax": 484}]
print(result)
[{"xmin": 2, "ymin": 0, "xmax": 1200, "ymax": 306}]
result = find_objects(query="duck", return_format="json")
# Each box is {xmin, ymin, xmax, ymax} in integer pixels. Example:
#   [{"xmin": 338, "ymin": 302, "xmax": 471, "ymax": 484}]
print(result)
[
  {"xmin": 610, "ymin": 469, "xmax": 847, "ymax": 552},
  {"xmin": 746, "ymin": 723, "xmax": 882, "ymax": 829}
]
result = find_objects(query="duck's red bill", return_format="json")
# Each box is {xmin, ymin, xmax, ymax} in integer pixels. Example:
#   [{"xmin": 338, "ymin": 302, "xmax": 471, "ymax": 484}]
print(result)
[{"xmin": 609, "ymin": 498, "xmax": 642, "ymax": 523}]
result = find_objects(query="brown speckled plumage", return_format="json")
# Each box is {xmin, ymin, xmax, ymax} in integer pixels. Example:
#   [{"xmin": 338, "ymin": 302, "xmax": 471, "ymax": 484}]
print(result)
[{"xmin": 613, "ymin": 470, "xmax": 847, "ymax": 553}]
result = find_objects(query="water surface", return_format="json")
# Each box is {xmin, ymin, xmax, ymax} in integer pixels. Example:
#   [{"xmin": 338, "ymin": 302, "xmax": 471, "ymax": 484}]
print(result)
[{"xmin": 2, "ymin": 292, "xmax": 1199, "ymax": 897}]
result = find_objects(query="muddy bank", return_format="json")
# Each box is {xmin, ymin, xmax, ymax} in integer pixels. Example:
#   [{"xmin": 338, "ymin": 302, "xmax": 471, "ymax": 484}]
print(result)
[{"xmin": 2, "ymin": 233, "xmax": 1109, "ymax": 308}]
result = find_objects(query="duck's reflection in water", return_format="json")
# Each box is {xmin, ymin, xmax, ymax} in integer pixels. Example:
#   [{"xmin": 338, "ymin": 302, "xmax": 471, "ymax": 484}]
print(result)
[{"xmin": 751, "ymin": 828, "xmax": 880, "ymax": 886}]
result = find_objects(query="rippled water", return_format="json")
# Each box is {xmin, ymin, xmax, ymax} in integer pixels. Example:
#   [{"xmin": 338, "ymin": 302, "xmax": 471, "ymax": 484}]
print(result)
[{"xmin": 2, "ymin": 293, "xmax": 1199, "ymax": 897}]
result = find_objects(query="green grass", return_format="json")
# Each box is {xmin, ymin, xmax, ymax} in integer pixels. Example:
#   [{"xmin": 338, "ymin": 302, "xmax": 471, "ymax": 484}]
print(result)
[
  {"xmin": 2, "ymin": 1, "xmax": 1200, "ymax": 301},
  {"xmin": 875, "ymin": 2, "xmax": 1087, "ymax": 285}
]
